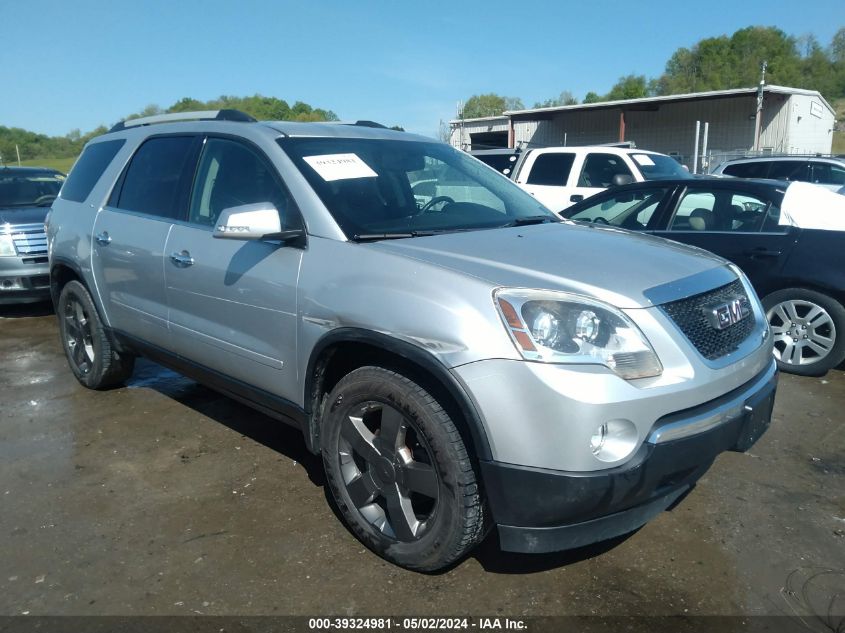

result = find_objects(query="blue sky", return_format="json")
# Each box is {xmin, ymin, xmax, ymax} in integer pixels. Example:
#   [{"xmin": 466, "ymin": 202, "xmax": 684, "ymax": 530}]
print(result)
[{"xmin": 1, "ymin": 0, "xmax": 842, "ymax": 138}]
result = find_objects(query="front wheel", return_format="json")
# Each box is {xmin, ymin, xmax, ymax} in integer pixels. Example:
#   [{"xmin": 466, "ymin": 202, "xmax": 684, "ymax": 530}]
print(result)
[
  {"xmin": 320, "ymin": 366, "xmax": 485, "ymax": 571},
  {"xmin": 763, "ymin": 288, "xmax": 845, "ymax": 376},
  {"xmin": 57, "ymin": 280, "xmax": 135, "ymax": 389}
]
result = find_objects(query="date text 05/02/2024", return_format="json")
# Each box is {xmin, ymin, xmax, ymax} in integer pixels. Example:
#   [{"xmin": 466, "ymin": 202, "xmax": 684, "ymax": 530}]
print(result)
[{"xmin": 307, "ymin": 617, "xmax": 528, "ymax": 630}]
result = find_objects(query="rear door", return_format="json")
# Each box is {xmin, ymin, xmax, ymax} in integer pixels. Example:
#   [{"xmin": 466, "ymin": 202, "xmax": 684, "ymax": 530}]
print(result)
[
  {"xmin": 164, "ymin": 136, "xmax": 305, "ymax": 400},
  {"xmin": 91, "ymin": 135, "xmax": 199, "ymax": 348},
  {"xmin": 651, "ymin": 183, "xmax": 799, "ymax": 293}
]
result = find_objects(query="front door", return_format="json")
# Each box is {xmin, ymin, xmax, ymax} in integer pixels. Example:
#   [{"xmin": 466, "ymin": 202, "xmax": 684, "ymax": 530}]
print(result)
[{"xmin": 164, "ymin": 136, "xmax": 305, "ymax": 400}]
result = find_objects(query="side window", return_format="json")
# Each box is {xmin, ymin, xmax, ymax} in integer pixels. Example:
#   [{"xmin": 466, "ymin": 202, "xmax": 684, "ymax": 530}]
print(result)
[
  {"xmin": 60, "ymin": 140, "xmax": 125, "ymax": 203},
  {"xmin": 577, "ymin": 154, "xmax": 633, "ymax": 188},
  {"xmin": 768, "ymin": 161, "xmax": 809, "ymax": 182},
  {"xmin": 812, "ymin": 163, "xmax": 845, "ymax": 186},
  {"xmin": 726, "ymin": 193, "xmax": 774, "ymax": 232},
  {"xmin": 114, "ymin": 136, "xmax": 196, "ymax": 219},
  {"xmin": 189, "ymin": 138, "xmax": 302, "ymax": 229},
  {"xmin": 723, "ymin": 162, "xmax": 769, "ymax": 178},
  {"xmin": 525, "ymin": 153, "xmax": 575, "ymax": 186},
  {"xmin": 568, "ymin": 188, "xmax": 668, "ymax": 229},
  {"xmin": 669, "ymin": 191, "xmax": 716, "ymax": 231}
]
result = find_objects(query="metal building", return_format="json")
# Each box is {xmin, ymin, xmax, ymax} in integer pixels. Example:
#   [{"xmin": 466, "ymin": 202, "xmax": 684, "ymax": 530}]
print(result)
[{"xmin": 450, "ymin": 86, "xmax": 835, "ymax": 172}]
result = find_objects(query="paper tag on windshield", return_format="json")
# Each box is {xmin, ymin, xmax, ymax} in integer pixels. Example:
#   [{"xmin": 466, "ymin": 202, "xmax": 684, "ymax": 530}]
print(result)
[
  {"xmin": 303, "ymin": 153, "xmax": 378, "ymax": 181},
  {"xmin": 633, "ymin": 154, "xmax": 655, "ymax": 166}
]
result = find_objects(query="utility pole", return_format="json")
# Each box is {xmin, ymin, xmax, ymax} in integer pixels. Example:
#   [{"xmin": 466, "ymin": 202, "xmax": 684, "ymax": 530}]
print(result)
[
  {"xmin": 15, "ymin": 144, "xmax": 21, "ymax": 166},
  {"xmin": 457, "ymin": 100, "xmax": 465, "ymax": 150},
  {"xmin": 753, "ymin": 60, "xmax": 768, "ymax": 152}
]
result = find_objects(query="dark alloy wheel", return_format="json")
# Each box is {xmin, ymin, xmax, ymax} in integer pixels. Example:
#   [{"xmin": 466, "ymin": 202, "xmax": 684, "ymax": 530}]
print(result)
[
  {"xmin": 338, "ymin": 400, "xmax": 440, "ymax": 541},
  {"xmin": 321, "ymin": 366, "xmax": 485, "ymax": 571},
  {"xmin": 62, "ymin": 293, "xmax": 97, "ymax": 376},
  {"xmin": 57, "ymin": 281, "xmax": 135, "ymax": 389}
]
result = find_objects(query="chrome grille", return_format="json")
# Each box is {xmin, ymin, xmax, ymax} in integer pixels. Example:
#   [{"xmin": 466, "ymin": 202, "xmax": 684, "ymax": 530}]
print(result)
[
  {"xmin": 9, "ymin": 223, "xmax": 48, "ymax": 256},
  {"xmin": 660, "ymin": 279, "xmax": 755, "ymax": 361}
]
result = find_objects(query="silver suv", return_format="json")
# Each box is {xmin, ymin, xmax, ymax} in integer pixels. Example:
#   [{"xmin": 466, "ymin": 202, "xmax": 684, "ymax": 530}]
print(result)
[{"xmin": 47, "ymin": 110, "xmax": 777, "ymax": 571}]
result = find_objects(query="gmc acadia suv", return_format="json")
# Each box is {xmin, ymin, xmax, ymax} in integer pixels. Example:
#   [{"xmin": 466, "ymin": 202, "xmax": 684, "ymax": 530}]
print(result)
[{"xmin": 47, "ymin": 110, "xmax": 777, "ymax": 571}]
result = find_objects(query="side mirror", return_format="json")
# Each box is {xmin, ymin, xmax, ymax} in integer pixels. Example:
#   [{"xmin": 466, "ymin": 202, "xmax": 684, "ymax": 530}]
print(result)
[
  {"xmin": 213, "ymin": 203, "xmax": 303, "ymax": 241},
  {"xmin": 611, "ymin": 174, "xmax": 634, "ymax": 187}
]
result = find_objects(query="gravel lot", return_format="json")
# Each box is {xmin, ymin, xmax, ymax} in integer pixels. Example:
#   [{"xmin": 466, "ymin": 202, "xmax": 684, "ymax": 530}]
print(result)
[{"xmin": 1, "ymin": 303, "xmax": 843, "ymax": 623}]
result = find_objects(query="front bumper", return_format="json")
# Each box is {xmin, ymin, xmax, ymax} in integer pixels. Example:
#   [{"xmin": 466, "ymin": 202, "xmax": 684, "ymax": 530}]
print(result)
[
  {"xmin": 479, "ymin": 360, "xmax": 777, "ymax": 553},
  {"xmin": 0, "ymin": 260, "xmax": 51, "ymax": 304}
]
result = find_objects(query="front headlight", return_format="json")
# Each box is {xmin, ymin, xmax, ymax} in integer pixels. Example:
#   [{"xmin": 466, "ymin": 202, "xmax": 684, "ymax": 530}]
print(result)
[
  {"xmin": 494, "ymin": 288, "xmax": 662, "ymax": 379},
  {"xmin": 0, "ymin": 233, "xmax": 16, "ymax": 257}
]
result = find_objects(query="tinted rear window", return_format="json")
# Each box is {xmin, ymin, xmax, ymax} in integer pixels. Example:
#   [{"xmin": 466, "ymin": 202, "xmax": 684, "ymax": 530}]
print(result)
[
  {"xmin": 474, "ymin": 153, "xmax": 518, "ymax": 176},
  {"xmin": 526, "ymin": 152, "xmax": 575, "ymax": 186},
  {"xmin": 767, "ymin": 161, "xmax": 809, "ymax": 181},
  {"xmin": 60, "ymin": 140, "xmax": 125, "ymax": 203},
  {"xmin": 115, "ymin": 136, "xmax": 196, "ymax": 218},
  {"xmin": 722, "ymin": 162, "xmax": 770, "ymax": 178}
]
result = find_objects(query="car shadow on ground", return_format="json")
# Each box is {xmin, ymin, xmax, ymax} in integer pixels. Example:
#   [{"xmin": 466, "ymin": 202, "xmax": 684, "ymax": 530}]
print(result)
[
  {"xmin": 127, "ymin": 359, "xmax": 642, "ymax": 575},
  {"xmin": 0, "ymin": 300, "xmax": 54, "ymax": 318},
  {"xmin": 127, "ymin": 359, "xmax": 326, "ymax": 488}
]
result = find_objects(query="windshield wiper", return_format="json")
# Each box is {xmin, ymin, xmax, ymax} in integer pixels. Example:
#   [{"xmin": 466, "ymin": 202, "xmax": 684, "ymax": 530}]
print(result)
[
  {"xmin": 352, "ymin": 230, "xmax": 439, "ymax": 242},
  {"xmin": 505, "ymin": 215, "xmax": 558, "ymax": 227}
]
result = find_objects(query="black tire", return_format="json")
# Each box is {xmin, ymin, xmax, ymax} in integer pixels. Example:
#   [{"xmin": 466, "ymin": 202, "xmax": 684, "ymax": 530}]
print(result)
[
  {"xmin": 762, "ymin": 287, "xmax": 845, "ymax": 376},
  {"xmin": 320, "ymin": 366, "xmax": 485, "ymax": 571},
  {"xmin": 57, "ymin": 280, "xmax": 135, "ymax": 389}
]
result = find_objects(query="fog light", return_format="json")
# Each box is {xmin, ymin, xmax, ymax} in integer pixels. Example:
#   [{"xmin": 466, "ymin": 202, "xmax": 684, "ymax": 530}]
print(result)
[{"xmin": 590, "ymin": 419, "xmax": 639, "ymax": 462}]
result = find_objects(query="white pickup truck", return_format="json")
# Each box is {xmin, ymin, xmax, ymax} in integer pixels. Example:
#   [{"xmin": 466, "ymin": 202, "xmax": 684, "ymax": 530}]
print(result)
[{"xmin": 511, "ymin": 146, "xmax": 690, "ymax": 212}]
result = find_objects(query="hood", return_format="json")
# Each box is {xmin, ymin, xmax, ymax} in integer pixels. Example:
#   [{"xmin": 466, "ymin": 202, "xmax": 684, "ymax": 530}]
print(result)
[
  {"xmin": 369, "ymin": 222, "xmax": 729, "ymax": 309},
  {"xmin": 0, "ymin": 206, "xmax": 49, "ymax": 227}
]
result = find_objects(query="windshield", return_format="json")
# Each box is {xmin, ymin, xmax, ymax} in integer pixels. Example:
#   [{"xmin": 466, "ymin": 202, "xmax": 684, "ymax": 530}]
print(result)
[
  {"xmin": 0, "ymin": 170, "xmax": 65, "ymax": 208},
  {"xmin": 632, "ymin": 154, "xmax": 690, "ymax": 180},
  {"xmin": 278, "ymin": 138, "xmax": 557, "ymax": 239}
]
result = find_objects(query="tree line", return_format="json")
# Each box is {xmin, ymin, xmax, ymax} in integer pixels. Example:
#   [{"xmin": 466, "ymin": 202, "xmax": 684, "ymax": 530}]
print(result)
[
  {"xmin": 460, "ymin": 26, "xmax": 845, "ymax": 118},
  {"xmin": 0, "ymin": 95, "xmax": 339, "ymax": 164}
]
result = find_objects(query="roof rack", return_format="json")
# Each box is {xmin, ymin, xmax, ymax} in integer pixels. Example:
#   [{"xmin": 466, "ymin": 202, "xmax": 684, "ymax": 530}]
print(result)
[
  {"xmin": 109, "ymin": 109, "xmax": 256, "ymax": 133},
  {"xmin": 335, "ymin": 120, "xmax": 388, "ymax": 129}
]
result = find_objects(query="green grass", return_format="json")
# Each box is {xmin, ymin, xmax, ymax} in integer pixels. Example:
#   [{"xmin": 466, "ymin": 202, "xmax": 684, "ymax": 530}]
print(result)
[
  {"xmin": 17, "ymin": 156, "xmax": 77, "ymax": 174},
  {"xmin": 834, "ymin": 131, "xmax": 845, "ymax": 155}
]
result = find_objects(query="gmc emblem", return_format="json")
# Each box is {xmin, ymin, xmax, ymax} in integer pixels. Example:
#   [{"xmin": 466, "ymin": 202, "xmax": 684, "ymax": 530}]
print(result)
[{"xmin": 704, "ymin": 297, "xmax": 751, "ymax": 330}]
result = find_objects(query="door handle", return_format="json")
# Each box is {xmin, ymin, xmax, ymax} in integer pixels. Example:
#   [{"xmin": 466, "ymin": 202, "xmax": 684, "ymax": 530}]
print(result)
[
  {"xmin": 744, "ymin": 247, "xmax": 782, "ymax": 258},
  {"xmin": 170, "ymin": 251, "xmax": 194, "ymax": 267},
  {"xmin": 570, "ymin": 194, "xmax": 584, "ymax": 202},
  {"xmin": 95, "ymin": 231, "xmax": 111, "ymax": 245}
]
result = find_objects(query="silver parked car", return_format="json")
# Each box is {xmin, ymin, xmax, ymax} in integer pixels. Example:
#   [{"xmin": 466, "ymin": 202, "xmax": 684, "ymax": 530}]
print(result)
[
  {"xmin": 47, "ymin": 110, "xmax": 777, "ymax": 571},
  {"xmin": 0, "ymin": 166, "xmax": 64, "ymax": 303}
]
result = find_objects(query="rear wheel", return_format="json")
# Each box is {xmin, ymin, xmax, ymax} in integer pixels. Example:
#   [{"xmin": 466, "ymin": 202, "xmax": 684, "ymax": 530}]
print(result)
[
  {"xmin": 320, "ymin": 366, "xmax": 484, "ymax": 571},
  {"xmin": 57, "ymin": 281, "xmax": 135, "ymax": 389},
  {"xmin": 763, "ymin": 288, "xmax": 845, "ymax": 376}
]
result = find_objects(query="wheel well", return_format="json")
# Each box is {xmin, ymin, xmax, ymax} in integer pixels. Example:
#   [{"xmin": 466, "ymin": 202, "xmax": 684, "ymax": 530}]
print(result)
[
  {"xmin": 50, "ymin": 264, "xmax": 81, "ymax": 306},
  {"xmin": 305, "ymin": 340, "xmax": 489, "ymax": 461},
  {"xmin": 759, "ymin": 282, "xmax": 845, "ymax": 309}
]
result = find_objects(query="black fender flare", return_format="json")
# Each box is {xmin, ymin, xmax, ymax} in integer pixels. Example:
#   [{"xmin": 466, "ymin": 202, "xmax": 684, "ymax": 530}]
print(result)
[{"xmin": 304, "ymin": 327, "xmax": 492, "ymax": 461}]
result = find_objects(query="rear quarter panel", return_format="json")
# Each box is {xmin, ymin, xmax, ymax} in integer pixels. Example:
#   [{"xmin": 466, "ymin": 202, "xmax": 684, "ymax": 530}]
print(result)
[{"xmin": 777, "ymin": 229, "xmax": 845, "ymax": 304}]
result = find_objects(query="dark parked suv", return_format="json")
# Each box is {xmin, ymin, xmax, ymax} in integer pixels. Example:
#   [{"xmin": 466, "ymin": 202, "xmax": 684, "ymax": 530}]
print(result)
[
  {"xmin": 47, "ymin": 110, "xmax": 776, "ymax": 571},
  {"xmin": 0, "ymin": 166, "xmax": 64, "ymax": 303}
]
